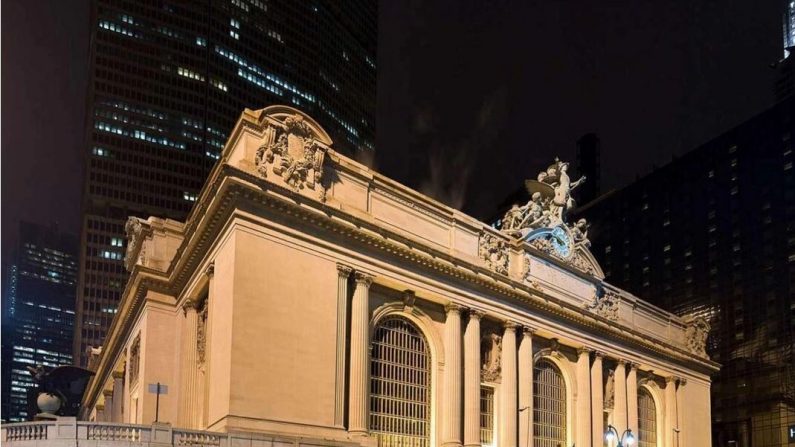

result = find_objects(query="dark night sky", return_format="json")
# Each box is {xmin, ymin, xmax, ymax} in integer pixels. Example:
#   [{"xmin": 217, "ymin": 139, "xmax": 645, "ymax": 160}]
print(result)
[{"xmin": 1, "ymin": 0, "xmax": 782, "ymax": 263}]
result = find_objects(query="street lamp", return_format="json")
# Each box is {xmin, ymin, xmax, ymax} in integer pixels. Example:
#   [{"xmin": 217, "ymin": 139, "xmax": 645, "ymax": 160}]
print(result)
[{"xmin": 604, "ymin": 424, "xmax": 635, "ymax": 446}]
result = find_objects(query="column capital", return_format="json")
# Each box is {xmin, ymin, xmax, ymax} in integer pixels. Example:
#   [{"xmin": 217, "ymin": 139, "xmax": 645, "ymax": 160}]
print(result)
[
  {"xmin": 353, "ymin": 271, "xmax": 374, "ymax": 287},
  {"xmin": 626, "ymin": 361, "xmax": 639, "ymax": 371},
  {"xmin": 593, "ymin": 350, "xmax": 606, "ymax": 359},
  {"xmin": 522, "ymin": 325, "xmax": 536, "ymax": 336},
  {"xmin": 112, "ymin": 371, "xmax": 124, "ymax": 380},
  {"xmin": 445, "ymin": 302, "xmax": 466, "ymax": 314},
  {"xmin": 678, "ymin": 377, "xmax": 687, "ymax": 386},
  {"xmin": 205, "ymin": 261, "xmax": 215, "ymax": 277},
  {"xmin": 503, "ymin": 321, "xmax": 519, "ymax": 331},
  {"xmin": 616, "ymin": 358, "xmax": 627, "ymax": 366},
  {"xmin": 182, "ymin": 299, "xmax": 198, "ymax": 315},
  {"xmin": 103, "ymin": 389, "xmax": 114, "ymax": 398},
  {"xmin": 336, "ymin": 263, "xmax": 353, "ymax": 277},
  {"xmin": 665, "ymin": 375, "xmax": 678, "ymax": 384},
  {"xmin": 577, "ymin": 346, "xmax": 592, "ymax": 356},
  {"xmin": 468, "ymin": 309, "xmax": 486, "ymax": 320}
]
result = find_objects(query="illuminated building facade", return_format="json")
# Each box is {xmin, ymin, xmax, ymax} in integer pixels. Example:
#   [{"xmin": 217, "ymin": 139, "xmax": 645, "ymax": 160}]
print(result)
[
  {"xmin": 75, "ymin": 0, "xmax": 377, "ymax": 366},
  {"xmin": 577, "ymin": 97, "xmax": 795, "ymax": 446},
  {"xmin": 76, "ymin": 106, "xmax": 717, "ymax": 447},
  {"xmin": 1, "ymin": 223, "xmax": 78, "ymax": 422}
]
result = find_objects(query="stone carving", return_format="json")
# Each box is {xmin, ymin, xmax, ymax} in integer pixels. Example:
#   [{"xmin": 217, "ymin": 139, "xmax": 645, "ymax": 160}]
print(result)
[
  {"xmin": 481, "ymin": 333, "xmax": 502, "ymax": 382},
  {"xmin": 685, "ymin": 316, "xmax": 710, "ymax": 357},
  {"xmin": 129, "ymin": 334, "xmax": 141, "ymax": 385},
  {"xmin": 586, "ymin": 287, "xmax": 620, "ymax": 321},
  {"xmin": 604, "ymin": 369, "xmax": 615, "ymax": 409},
  {"xmin": 124, "ymin": 217, "xmax": 145, "ymax": 271},
  {"xmin": 254, "ymin": 114, "xmax": 327, "ymax": 194},
  {"xmin": 197, "ymin": 300, "xmax": 208, "ymax": 365},
  {"xmin": 479, "ymin": 233, "xmax": 509, "ymax": 275},
  {"xmin": 570, "ymin": 218, "xmax": 591, "ymax": 247}
]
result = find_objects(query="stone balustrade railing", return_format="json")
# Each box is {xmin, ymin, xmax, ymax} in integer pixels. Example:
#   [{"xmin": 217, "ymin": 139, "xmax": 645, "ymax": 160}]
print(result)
[{"xmin": 1, "ymin": 418, "xmax": 360, "ymax": 447}]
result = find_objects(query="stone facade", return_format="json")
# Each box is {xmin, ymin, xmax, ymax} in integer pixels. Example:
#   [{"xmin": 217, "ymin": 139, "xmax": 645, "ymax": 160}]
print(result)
[{"xmin": 67, "ymin": 106, "xmax": 716, "ymax": 447}]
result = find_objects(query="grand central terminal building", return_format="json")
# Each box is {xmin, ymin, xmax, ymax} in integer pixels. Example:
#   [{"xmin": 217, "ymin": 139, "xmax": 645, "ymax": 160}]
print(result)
[{"xmin": 80, "ymin": 106, "xmax": 719, "ymax": 447}]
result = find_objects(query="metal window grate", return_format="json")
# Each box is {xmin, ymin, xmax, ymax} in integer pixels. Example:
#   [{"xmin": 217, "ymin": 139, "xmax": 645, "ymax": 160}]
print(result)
[
  {"xmin": 533, "ymin": 359, "xmax": 566, "ymax": 447},
  {"xmin": 638, "ymin": 388, "xmax": 657, "ymax": 447},
  {"xmin": 480, "ymin": 386, "xmax": 495, "ymax": 446},
  {"xmin": 370, "ymin": 317, "xmax": 431, "ymax": 447}
]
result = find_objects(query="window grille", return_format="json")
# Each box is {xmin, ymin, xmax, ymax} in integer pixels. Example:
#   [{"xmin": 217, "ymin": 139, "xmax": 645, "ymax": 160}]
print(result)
[
  {"xmin": 480, "ymin": 386, "xmax": 495, "ymax": 446},
  {"xmin": 370, "ymin": 317, "xmax": 431, "ymax": 447},
  {"xmin": 637, "ymin": 388, "xmax": 658, "ymax": 447},
  {"xmin": 533, "ymin": 359, "xmax": 566, "ymax": 447}
]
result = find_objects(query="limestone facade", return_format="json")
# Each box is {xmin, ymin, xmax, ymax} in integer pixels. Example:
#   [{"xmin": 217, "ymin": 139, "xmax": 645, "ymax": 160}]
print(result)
[{"xmin": 80, "ymin": 106, "xmax": 719, "ymax": 447}]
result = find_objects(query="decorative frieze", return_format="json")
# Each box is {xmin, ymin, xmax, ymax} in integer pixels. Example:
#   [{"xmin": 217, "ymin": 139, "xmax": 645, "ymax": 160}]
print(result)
[
  {"xmin": 684, "ymin": 316, "xmax": 710, "ymax": 357},
  {"xmin": 586, "ymin": 287, "xmax": 620, "ymax": 321}
]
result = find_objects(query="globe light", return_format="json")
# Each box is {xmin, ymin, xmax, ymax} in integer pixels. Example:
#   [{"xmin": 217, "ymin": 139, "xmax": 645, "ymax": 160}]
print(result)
[
  {"xmin": 626, "ymin": 431, "xmax": 636, "ymax": 445},
  {"xmin": 605, "ymin": 430, "xmax": 616, "ymax": 442}
]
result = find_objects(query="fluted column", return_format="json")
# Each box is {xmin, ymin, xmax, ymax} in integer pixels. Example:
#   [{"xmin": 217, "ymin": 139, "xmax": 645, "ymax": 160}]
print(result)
[
  {"xmin": 102, "ymin": 390, "xmax": 113, "ymax": 422},
  {"xmin": 335, "ymin": 264, "xmax": 353, "ymax": 428},
  {"xmin": 501, "ymin": 322, "xmax": 518, "ymax": 447},
  {"xmin": 111, "ymin": 371, "xmax": 124, "ymax": 422},
  {"xmin": 442, "ymin": 304, "xmax": 464, "ymax": 447},
  {"xmin": 179, "ymin": 299, "xmax": 199, "ymax": 428},
  {"xmin": 664, "ymin": 376, "xmax": 677, "ymax": 447},
  {"xmin": 614, "ymin": 360, "xmax": 628, "ymax": 436},
  {"xmin": 518, "ymin": 327, "xmax": 534, "ymax": 447},
  {"xmin": 96, "ymin": 405, "xmax": 105, "ymax": 422},
  {"xmin": 575, "ymin": 348, "xmax": 592, "ymax": 447},
  {"xmin": 675, "ymin": 378, "xmax": 686, "ymax": 447},
  {"xmin": 348, "ymin": 272, "xmax": 374, "ymax": 435},
  {"xmin": 626, "ymin": 363, "xmax": 638, "ymax": 437},
  {"xmin": 463, "ymin": 310, "xmax": 484, "ymax": 447},
  {"xmin": 591, "ymin": 351, "xmax": 604, "ymax": 446}
]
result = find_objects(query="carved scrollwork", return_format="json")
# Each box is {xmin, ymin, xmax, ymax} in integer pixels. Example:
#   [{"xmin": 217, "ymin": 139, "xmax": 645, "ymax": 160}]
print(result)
[
  {"xmin": 254, "ymin": 114, "xmax": 327, "ymax": 195},
  {"xmin": 685, "ymin": 316, "xmax": 710, "ymax": 357},
  {"xmin": 479, "ymin": 233, "xmax": 509, "ymax": 275}
]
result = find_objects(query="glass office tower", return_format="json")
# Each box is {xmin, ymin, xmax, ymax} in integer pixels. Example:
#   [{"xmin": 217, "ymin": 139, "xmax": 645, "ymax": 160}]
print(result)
[{"xmin": 75, "ymin": 0, "xmax": 377, "ymax": 366}]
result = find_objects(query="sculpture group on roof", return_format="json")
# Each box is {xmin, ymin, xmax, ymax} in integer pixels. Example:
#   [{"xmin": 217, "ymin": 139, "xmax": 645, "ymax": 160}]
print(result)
[{"xmin": 501, "ymin": 158, "xmax": 590, "ymax": 247}]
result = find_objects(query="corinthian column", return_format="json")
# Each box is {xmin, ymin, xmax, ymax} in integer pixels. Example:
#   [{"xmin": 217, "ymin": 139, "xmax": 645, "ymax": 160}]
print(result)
[
  {"xmin": 614, "ymin": 360, "xmax": 628, "ymax": 436},
  {"xmin": 442, "ymin": 303, "xmax": 464, "ymax": 447},
  {"xmin": 348, "ymin": 271, "xmax": 373, "ymax": 435},
  {"xmin": 626, "ymin": 363, "xmax": 638, "ymax": 436},
  {"xmin": 179, "ymin": 299, "xmax": 198, "ymax": 428},
  {"xmin": 111, "ymin": 371, "xmax": 124, "ymax": 422},
  {"xmin": 518, "ymin": 327, "xmax": 534, "ymax": 447},
  {"xmin": 575, "ymin": 348, "xmax": 592, "ymax": 447},
  {"xmin": 664, "ymin": 376, "xmax": 677, "ymax": 447},
  {"xmin": 676, "ymin": 378, "xmax": 687, "ymax": 447},
  {"xmin": 463, "ymin": 310, "xmax": 484, "ymax": 447},
  {"xmin": 501, "ymin": 322, "xmax": 518, "ymax": 447},
  {"xmin": 103, "ymin": 390, "xmax": 113, "ymax": 422},
  {"xmin": 591, "ymin": 351, "xmax": 604, "ymax": 446},
  {"xmin": 334, "ymin": 264, "xmax": 352, "ymax": 428}
]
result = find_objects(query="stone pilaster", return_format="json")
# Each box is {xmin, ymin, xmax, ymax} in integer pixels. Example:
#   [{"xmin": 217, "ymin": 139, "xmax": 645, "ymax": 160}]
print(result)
[
  {"xmin": 442, "ymin": 303, "xmax": 464, "ymax": 447},
  {"xmin": 96, "ymin": 404, "xmax": 105, "ymax": 422},
  {"xmin": 111, "ymin": 371, "xmax": 124, "ymax": 422},
  {"xmin": 575, "ymin": 348, "xmax": 592, "ymax": 447},
  {"xmin": 463, "ymin": 310, "xmax": 484, "ymax": 447},
  {"xmin": 102, "ymin": 390, "xmax": 113, "ymax": 423},
  {"xmin": 334, "ymin": 264, "xmax": 353, "ymax": 428},
  {"xmin": 179, "ymin": 299, "xmax": 198, "ymax": 428},
  {"xmin": 676, "ymin": 378, "xmax": 687, "ymax": 447},
  {"xmin": 501, "ymin": 322, "xmax": 518, "ymax": 447},
  {"xmin": 348, "ymin": 272, "xmax": 373, "ymax": 435},
  {"xmin": 614, "ymin": 360, "xmax": 628, "ymax": 436},
  {"xmin": 518, "ymin": 327, "xmax": 535, "ymax": 447},
  {"xmin": 626, "ymin": 363, "xmax": 638, "ymax": 437},
  {"xmin": 664, "ymin": 376, "xmax": 677, "ymax": 447},
  {"xmin": 591, "ymin": 351, "xmax": 604, "ymax": 446}
]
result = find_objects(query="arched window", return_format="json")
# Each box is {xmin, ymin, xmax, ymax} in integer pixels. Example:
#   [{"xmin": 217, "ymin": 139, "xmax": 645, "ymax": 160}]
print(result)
[
  {"xmin": 637, "ymin": 388, "xmax": 658, "ymax": 447},
  {"xmin": 533, "ymin": 359, "xmax": 566, "ymax": 447},
  {"xmin": 370, "ymin": 317, "xmax": 431, "ymax": 447}
]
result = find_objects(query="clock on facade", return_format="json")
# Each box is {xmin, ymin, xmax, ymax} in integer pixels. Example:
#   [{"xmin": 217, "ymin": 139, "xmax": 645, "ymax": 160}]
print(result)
[{"xmin": 550, "ymin": 226, "xmax": 572, "ymax": 258}]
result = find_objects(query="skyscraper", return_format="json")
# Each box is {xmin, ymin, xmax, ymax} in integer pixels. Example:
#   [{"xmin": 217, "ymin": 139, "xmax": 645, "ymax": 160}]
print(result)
[
  {"xmin": 777, "ymin": 0, "xmax": 795, "ymax": 101},
  {"xmin": 1, "ymin": 223, "xmax": 78, "ymax": 422},
  {"xmin": 75, "ymin": 0, "xmax": 377, "ymax": 366},
  {"xmin": 576, "ymin": 97, "xmax": 795, "ymax": 446}
]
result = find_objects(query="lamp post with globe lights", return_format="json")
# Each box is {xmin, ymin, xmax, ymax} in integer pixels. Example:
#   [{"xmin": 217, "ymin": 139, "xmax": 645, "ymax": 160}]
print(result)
[{"xmin": 605, "ymin": 424, "xmax": 635, "ymax": 447}]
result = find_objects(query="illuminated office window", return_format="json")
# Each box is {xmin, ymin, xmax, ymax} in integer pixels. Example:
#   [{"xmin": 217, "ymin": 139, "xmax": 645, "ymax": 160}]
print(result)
[{"xmin": 370, "ymin": 317, "xmax": 430, "ymax": 447}]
